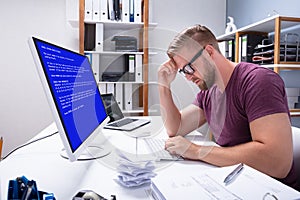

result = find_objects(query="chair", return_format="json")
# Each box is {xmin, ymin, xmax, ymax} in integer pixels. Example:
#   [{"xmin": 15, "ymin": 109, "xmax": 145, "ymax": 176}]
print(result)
[{"xmin": 292, "ymin": 126, "xmax": 300, "ymax": 189}]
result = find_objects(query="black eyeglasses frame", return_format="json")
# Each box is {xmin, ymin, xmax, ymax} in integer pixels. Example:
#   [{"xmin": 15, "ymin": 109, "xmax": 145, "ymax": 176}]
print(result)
[{"xmin": 178, "ymin": 47, "xmax": 205, "ymax": 75}]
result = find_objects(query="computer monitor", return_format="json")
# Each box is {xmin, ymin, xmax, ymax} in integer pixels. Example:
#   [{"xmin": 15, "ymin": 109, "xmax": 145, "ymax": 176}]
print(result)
[{"xmin": 28, "ymin": 37, "xmax": 111, "ymax": 162}]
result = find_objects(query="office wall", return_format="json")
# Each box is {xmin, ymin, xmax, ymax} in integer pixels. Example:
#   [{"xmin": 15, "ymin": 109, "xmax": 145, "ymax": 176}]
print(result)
[
  {"xmin": 0, "ymin": 0, "xmax": 226, "ymax": 157},
  {"xmin": 0, "ymin": 0, "xmax": 78, "ymax": 157},
  {"xmin": 227, "ymin": 0, "xmax": 300, "ymax": 28},
  {"xmin": 147, "ymin": 0, "xmax": 226, "ymax": 115},
  {"xmin": 227, "ymin": 0, "xmax": 300, "ymax": 127}
]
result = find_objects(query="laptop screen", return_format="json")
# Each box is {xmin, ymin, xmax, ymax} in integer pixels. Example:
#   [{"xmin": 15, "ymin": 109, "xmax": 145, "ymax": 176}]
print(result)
[{"xmin": 101, "ymin": 93, "xmax": 124, "ymax": 122}]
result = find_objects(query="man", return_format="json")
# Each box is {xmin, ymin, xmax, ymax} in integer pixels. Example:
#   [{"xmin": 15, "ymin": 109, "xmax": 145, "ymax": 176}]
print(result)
[{"xmin": 158, "ymin": 24, "xmax": 299, "ymax": 190}]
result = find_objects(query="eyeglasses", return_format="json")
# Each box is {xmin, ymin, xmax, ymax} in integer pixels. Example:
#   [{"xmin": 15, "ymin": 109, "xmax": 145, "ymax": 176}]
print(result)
[{"xmin": 178, "ymin": 48, "xmax": 205, "ymax": 76}]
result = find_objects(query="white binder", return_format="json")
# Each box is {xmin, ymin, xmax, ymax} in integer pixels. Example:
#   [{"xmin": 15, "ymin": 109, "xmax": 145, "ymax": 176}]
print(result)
[
  {"xmin": 95, "ymin": 23, "xmax": 104, "ymax": 52},
  {"xmin": 99, "ymin": 82, "xmax": 107, "ymax": 94},
  {"xmin": 135, "ymin": 54, "xmax": 143, "ymax": 82},
  {"xmin": 85, "ymin": 0, "xmax": 93, "ymax": 21},
  {"xmin": 90, "ymin": 53, "xmax": 100, "ymax": 81},
  {"xmin": 122, "ymin": 0, "xmax": 130, "ymax": 22},
  {"xmin": 134, "ymin": 0, "xmax": 142, "ymax": 22},
  {"xmin": 124, "ymin": 83, "xmax": 133, "ymax": 110},
  {"xmin": 92, "ymin": 0, "xmax": 101, "ymax": 21},
  {"xmin": 115, "ymin": 83, "xmax": 124, "ymax": 110},
  {"xmin": 106, "ymin": 83, "xmax": 115, "ymax": 94},
  {"xmin": 128, "ymin": 54, "xmax": 135, "ymax": 81},
  {"xmin": 100, "ymin": 0, "xmax": 108, "ymax": 21}
]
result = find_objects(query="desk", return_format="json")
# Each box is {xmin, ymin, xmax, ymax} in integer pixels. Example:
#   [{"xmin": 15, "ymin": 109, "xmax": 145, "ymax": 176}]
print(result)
[{"xmin": 0, "ymin": 116, "xmax": 299, "ymax": 199}]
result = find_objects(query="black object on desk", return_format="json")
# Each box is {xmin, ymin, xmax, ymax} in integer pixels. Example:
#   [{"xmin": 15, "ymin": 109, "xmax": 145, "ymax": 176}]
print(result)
[{"xmin": 72, "ymin": 190, "xmax": 116, "ymax": 200}]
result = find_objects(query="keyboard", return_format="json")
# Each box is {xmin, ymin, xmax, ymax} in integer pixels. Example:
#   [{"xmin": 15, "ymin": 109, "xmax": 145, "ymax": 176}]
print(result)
[
  {"xmin": 108, "ymin": 118, "xmax": 138, "ymax": 127},
  {"xmin": 144, "ymin": 138, "xmax": 182, "ymax": 161}
]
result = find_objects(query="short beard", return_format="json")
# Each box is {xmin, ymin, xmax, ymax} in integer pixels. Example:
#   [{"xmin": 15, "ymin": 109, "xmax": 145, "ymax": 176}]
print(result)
[
  {"xmin": 198, "ymin": 79, "xmax": 208, "ymax": 90},
  {"xmin": 201, "ymin": 57, "xmax": 216, "ymax": 90}
]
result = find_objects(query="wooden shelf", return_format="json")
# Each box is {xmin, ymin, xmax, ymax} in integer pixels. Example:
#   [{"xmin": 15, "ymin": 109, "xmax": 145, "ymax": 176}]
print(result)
[
  {"xmin": 84, "ymin": 51, "xmax": 157, "ymax": 55},
  {"xmin": 290, "ymin": 109, "xmax": 300, "ymax": 117},
  {"xmin": 85, "ymin": 51, "xmax": 144, "ymax": 55},
  {"xmin": 84, "ymin": 20, "xmax": 157, "ymax": 29},
  {"xmin": 218, "ymin": 15, "xmax": 300, "ymax": 119},
  {"xmin": 98, "ymin": 81, "xmax": 144, "ymax": 84},
  {"xmin": 217, "ymin": 15, "xmax": 300, "ymax": 41},
  {"xmin": 260, "ymin": 64, "xmax": 300, "ymax": 70},
  {"xmin": 218, "ymin": 15, "xmax": 300, "ymax": 71},
  {"xmin": 79, "ymin": 0, "xmax": 152, "ymax": 116}
]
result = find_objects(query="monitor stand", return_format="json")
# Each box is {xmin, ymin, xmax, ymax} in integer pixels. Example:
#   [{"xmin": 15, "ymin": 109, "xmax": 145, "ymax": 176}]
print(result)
[{"xmin": 60, "ymin": 145, "xmax": 111, "ymax": 161}]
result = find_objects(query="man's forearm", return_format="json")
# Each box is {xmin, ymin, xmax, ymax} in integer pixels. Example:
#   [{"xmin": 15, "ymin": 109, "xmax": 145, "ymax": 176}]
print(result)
[
  {"xmin": 159, "ymin": 85, "xmax": 181, "ymax": 136},
  {"xmin": 195, "ymin": 141, "xmax": 292, "ymax": 179}
]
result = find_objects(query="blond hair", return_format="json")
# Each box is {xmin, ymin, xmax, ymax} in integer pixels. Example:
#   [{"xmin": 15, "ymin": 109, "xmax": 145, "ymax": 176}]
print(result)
[{"xmin": 167, "ymin": 25, "xmax": 220, "ymax": 58}]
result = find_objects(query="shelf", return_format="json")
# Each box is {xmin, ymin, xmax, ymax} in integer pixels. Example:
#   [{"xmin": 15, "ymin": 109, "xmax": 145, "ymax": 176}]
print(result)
[
  {"xmin": 122, "ymin": 108, "xmax": 144, "ymax": 114},
  {"xmin": 290, "ymin": 109, "xmax": 300, "ymax": 117},
  {"xmin": 260, "ymin": 64, "xmax": 300, "ymax": 69},
  {"xmin": 68, "ymin": 20, "xmax": 157, "ymax": 29},
  {"xmin": 79, "ymin": 0, "xmax": 153, "ymax": 116},
  {"xmin": 122, "ymin": 107, "xmax": 158, "ymax": 114},
  {"xmin": 85, "ymin": 51, "xmax": 143, "ymax": 55},
  {"xmin": 84, "ymin": 51, "xmax": 157, "ymax": 55},
  {"xmin": 84, "ymin": 20, "xmax": 157, "ymax": 29},
  {"xmin": 98, "ymin": 81, "xmax": 144, "ymax": 84},
  {"xmin": 217, "ymin": 15, "xmax": 300, "ymax": 41}
]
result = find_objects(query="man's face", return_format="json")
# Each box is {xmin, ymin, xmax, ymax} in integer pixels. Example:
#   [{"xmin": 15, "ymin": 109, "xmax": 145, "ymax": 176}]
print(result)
[{"xmin": 173, "ymin": 48, "xmax": 216, "ymax": 90}]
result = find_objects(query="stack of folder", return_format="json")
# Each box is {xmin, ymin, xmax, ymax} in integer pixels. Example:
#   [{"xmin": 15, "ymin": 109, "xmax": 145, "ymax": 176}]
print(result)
[{"xmin": 84, "ymin": 0, "xmax": 142, "ymax": 23}]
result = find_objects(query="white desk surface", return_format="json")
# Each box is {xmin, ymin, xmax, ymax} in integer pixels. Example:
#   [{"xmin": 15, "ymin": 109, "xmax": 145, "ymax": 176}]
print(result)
[
  {"xmin": 0, "ymin": 116, "xmax": 299, "ymax": 199},
  {"xmin": 0, "ymin": 116, "xmax": 213, "ymax": 199}
]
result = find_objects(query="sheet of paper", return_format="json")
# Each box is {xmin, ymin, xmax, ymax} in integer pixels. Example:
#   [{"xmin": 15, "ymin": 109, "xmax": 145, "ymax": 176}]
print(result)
[
  {"xmin": 151, "ymin": 164, "xmax": 300, "ymax": 200},
  {"xmin": 201, "ymin": 164, "xmax": 300, "ymax": 199},
  {"xmin": 151, "ymin": 172, "xmax": 242, "ymax": 199}
]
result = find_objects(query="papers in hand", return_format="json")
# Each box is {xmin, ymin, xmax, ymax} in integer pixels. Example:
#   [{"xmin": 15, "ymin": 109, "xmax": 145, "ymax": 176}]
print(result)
[{"xmin": 115, "ymin": 149, "xmax": 156, "ymax": 188}]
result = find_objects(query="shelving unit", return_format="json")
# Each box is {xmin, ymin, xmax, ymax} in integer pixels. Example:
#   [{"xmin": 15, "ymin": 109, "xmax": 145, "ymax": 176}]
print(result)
[
  {"xmin": 78, "ymin": 0, "xmax": 155, "ymax": 116},
  {"xmin": 217, "ymin": 15, "xmax": 300, "ymax": 116}
]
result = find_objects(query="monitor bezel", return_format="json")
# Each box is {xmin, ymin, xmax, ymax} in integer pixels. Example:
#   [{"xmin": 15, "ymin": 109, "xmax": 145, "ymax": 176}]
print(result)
[{"xmin": 28, "ymin": 36, "xmax": 110, "ymax": 162}]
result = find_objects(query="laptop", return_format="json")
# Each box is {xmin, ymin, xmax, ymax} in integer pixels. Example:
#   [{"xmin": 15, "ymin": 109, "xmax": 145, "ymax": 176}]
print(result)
[{"xmin": 101, "ymin": 93, "xmax": 150, "ymax": 131}]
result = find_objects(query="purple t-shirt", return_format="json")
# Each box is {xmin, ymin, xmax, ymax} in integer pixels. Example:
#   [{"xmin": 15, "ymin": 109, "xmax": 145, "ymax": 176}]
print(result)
[{"xmin": 193, "ymin": 62, "xmax": 298, "ymax": 190}]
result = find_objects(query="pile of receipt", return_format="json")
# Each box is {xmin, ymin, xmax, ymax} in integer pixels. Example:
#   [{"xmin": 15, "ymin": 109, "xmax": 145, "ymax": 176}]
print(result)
[{"xmin": 115, "ymin": 150, "xmax": 156, "ymax": 188}]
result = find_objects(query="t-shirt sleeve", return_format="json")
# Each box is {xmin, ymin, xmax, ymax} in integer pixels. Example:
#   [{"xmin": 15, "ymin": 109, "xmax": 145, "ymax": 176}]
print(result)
[
  {"xmin": 241, "ymin": 69, "xmax": 289, "ymax": 122},
  {"xmin": 193, "ymin": 90, "xmax": 207, "ymax": 109}
]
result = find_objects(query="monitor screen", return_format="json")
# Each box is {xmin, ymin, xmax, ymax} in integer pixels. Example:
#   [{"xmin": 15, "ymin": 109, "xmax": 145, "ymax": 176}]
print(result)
[{"xmin": 28, "ymin": 37, "xmax": 110, "ymax": 161}]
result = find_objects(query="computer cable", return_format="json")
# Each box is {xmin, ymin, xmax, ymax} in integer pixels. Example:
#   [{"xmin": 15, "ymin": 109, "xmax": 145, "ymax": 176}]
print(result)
[{"xmin": 1, "ymin": 131, "xmax": 58, "ymax": 161}]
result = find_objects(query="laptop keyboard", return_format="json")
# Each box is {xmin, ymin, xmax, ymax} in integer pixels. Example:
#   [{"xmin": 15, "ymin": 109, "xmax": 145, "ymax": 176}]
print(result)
[
  {"xmin": 108, "ymin": 118, "xmax": 138, "ymax": 127},
  {"xmin": 144, "ymin": 138, "xmax": 182, "ymax": 161}
]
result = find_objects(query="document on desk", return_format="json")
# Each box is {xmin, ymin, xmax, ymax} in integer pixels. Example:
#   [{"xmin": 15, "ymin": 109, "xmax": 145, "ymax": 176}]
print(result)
[
  {"xmin": 152, "ymin": 174, "xmax": 240, "ymax": 200},
  {"xmin": 151, "ymin": 164, "xmax": 300, "ymax": 200}
]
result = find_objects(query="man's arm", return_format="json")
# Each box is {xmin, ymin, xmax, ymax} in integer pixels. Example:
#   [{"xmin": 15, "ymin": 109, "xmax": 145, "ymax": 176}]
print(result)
[
  {"xmin": 166, "ymin": 113, "xmax": 293, "ymax": 179},
  {"xmin": 160, "ymin": 90, "xmax": 206, "ymax": 136},
  {"xmin": 158, "ymin": 59, "xmax": 206, "ymax": 136}
]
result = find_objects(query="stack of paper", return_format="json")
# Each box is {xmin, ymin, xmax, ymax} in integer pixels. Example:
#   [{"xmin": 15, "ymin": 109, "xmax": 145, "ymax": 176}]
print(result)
[{"xmin": 115, "ymin": 150, "xmax": 156, "ymax": 188}]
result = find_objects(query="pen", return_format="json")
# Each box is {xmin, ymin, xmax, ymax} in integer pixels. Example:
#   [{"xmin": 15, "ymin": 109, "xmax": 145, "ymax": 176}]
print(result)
[{"xmin": 223, "ymin": 163, "xmax": 244, "ymax": 185}]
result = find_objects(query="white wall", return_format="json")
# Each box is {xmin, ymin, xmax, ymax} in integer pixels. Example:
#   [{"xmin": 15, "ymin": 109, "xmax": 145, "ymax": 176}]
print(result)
[
  {"xmin": 0, "ymin": 0, "xmax": 226, "ymax": 157},
  {"xmin": 0, "ymin": 0, "xmax": 78, "ymax": 157},
  {"xmin": 148, "ymin": 0, "xmax": 226, "ymax": 114}
]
